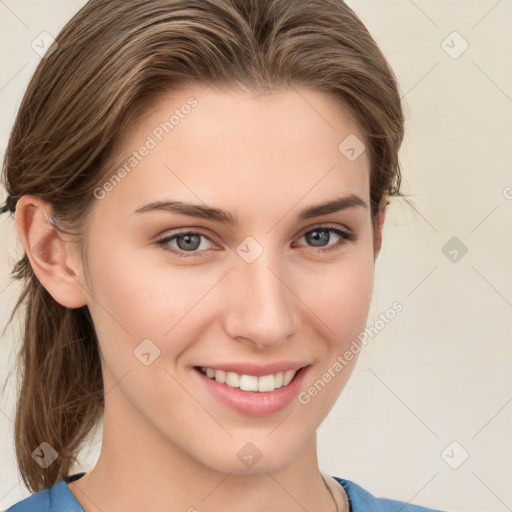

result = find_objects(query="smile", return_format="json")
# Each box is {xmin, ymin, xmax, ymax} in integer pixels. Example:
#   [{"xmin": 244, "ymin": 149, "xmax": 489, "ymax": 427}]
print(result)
[
  {"xmin": 193, "ymin": 365, "xmax": 310, "ymax": 416},
  {"xmin": 197, "ymin": 366, "xmax": 297, "ymax": 392}
]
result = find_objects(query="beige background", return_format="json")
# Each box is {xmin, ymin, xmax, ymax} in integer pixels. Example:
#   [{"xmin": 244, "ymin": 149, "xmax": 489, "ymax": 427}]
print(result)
[{"xmin": 1, "ymin": 1, "xmax": 511, "ymax": 511}]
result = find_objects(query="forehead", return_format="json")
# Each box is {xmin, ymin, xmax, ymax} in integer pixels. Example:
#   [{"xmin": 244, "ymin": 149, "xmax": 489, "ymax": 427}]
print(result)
[{"xmin": 94, "ymin": 85, "xmax": 370, "ymax": 222}]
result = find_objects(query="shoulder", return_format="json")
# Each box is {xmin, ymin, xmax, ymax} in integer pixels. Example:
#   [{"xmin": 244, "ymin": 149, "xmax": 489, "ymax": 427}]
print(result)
[
  {"xmin": 3, "ymin": 477, "xmax": 84, "ymax": 512},
  {"xmin": 332, "ymin": 476, "xmax": 452, "ymax": 512},
  {"xmin": 5, "ymin": 473, "xmax": 451, "ymax": 512}
]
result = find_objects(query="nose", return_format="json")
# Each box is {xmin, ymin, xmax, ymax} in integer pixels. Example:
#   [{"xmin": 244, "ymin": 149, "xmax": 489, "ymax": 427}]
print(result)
[{"xmin": 222, "ymin": 250, "xmax": 299, "ymax": 349}]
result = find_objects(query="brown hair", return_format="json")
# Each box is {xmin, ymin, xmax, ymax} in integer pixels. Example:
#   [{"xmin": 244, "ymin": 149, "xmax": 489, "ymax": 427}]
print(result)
[{"xmin": 1, "ymin": 0, "xmax": 405, "ymax": 493}]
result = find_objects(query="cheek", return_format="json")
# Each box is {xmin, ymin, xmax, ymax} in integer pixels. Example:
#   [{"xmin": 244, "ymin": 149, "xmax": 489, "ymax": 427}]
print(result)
[
  {"xmin": 297, "ymin": 247, "xmax": 375, "ymax": 345},
  {"xmin": 295, "ymin": 248, "xmax": 374, "ymax": 411},
  {"xmin": 84, "ymin": 240, "xmax": 223, "ymax": 362}
]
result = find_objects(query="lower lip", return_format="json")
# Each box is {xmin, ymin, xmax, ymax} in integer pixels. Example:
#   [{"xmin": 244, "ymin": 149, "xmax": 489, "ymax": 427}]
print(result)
[{"xmin": 192, "ymin": 366, "xmax": 310, "ymax": 417}]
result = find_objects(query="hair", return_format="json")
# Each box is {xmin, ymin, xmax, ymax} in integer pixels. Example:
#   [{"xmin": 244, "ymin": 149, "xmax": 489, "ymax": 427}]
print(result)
[{"xmin": 1, "ymin": 0, "xmax": 405, "ymax": 493}]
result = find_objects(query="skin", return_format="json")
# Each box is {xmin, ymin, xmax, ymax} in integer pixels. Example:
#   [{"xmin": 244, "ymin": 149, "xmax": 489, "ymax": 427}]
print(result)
[{"xmin": 16, "ymin": 84, "xmax": 386, "ymax": 512}]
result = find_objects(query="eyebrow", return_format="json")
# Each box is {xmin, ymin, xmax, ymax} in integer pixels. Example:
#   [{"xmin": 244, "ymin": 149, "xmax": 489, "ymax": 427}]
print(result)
[{"xmin": 133, "ymin": 193, "xmax": 367, "ymax": 224}]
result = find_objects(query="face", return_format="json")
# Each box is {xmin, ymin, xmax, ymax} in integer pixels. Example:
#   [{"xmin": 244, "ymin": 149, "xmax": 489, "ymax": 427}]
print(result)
[{"xmin": 74, "ymin": 85, "xmax": 378, "ymax": 475}]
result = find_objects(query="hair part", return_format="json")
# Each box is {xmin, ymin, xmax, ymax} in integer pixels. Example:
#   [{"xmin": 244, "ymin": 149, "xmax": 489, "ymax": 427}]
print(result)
[{"xmin": 1, "ymin": 0, "xmax": 405, "ymax": 492}]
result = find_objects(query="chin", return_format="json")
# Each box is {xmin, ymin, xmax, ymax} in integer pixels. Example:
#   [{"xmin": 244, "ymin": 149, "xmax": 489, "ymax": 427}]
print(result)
[{"xmin": 196, "ymin": 437, "xmax": 303, "ymax": 476}]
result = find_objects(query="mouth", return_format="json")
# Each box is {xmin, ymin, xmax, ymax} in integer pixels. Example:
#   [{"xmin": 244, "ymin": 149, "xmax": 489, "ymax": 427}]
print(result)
[
  {"xmin": 192, "ymin": 364, "xmax": 311, "ymax": 416},
  {"xmin": 193, "ymin": 365, "xmax": 307, "ymax": 393}
]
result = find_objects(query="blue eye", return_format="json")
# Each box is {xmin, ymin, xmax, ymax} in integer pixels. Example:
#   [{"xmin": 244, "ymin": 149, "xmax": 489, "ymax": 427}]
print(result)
[
  {"xmin": 156, "ymin": 225, "xmax": 356, "ymax": 257},
  {"xmin": 294, "ymin": 225, "xmax": 356, "ymax": 252},
  {"xmin": 157, "ymin": 231, "xmax": 214, "ymax": 256}
]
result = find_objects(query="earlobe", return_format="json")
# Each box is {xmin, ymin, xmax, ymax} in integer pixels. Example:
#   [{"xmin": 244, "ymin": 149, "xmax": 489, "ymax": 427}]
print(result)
[{"xmin": 14, "ymin": 195, "xmax": 89, "ymax": 309}]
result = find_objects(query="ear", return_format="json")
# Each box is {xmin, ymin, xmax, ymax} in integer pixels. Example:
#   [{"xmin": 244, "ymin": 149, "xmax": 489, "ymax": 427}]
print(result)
[
  {"xmin": 14, "ymin": 195, "xmax": 89, "ymax": 308},
  {"xmin": 372, "ymin": 198, "xmax": 388, "ymax": 259}
]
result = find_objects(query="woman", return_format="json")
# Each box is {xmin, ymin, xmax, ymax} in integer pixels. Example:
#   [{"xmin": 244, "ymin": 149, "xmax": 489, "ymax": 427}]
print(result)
[{"xmin": 1, "ymin": 0, "xmax": 450, "ymax": 510}]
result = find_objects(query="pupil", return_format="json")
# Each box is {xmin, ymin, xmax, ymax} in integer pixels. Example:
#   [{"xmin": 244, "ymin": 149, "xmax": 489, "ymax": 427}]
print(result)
[
  {"xmin": 178, "ymin": 234, "xmax": 200, "ymax": 251},
  {"xmin": 307, "ymin": 229, "xmax": 329, "ymax": 247}
]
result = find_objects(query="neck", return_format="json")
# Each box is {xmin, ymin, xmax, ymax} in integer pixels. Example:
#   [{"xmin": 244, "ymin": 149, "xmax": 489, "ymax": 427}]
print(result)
[{"xmin": 68, "ymin": 375, "xmax": 344, "ymax": 512}]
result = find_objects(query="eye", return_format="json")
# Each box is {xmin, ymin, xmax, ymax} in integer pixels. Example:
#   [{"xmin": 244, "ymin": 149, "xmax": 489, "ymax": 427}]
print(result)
[
  {"xmin": 156, "ymin": 230, "xmax": 216, "ymax": 257},
  {"xmin": 155, "ymin": 224, "xmax": 356, "ymax": 257},
  {"xmin": 294, "ymin": 224, "xmax": 356, "ymax": 253}
]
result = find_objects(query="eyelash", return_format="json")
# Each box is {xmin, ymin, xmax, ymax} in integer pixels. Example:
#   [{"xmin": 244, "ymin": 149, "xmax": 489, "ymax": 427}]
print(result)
[{"xmin": 155, "ymin": 224, "xmax": 357, "ymax": 257}]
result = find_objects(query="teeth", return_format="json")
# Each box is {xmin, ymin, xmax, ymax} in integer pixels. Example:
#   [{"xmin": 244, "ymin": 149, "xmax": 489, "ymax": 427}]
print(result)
[{"xmin": 199, "ymin": 367, "xmax": 298, "ymax": 392}]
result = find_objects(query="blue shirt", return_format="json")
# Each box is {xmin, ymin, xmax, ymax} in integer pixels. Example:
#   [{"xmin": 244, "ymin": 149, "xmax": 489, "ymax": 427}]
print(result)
[{"xmin": 4, "ymin": 472, "xmax": 450, "ymax": 511}]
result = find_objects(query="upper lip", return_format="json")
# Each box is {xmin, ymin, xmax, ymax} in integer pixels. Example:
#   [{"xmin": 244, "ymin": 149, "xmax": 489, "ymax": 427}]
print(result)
[{"xmin": 194, "ymin": 361, "xmax": 310, "ymax": 377}]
